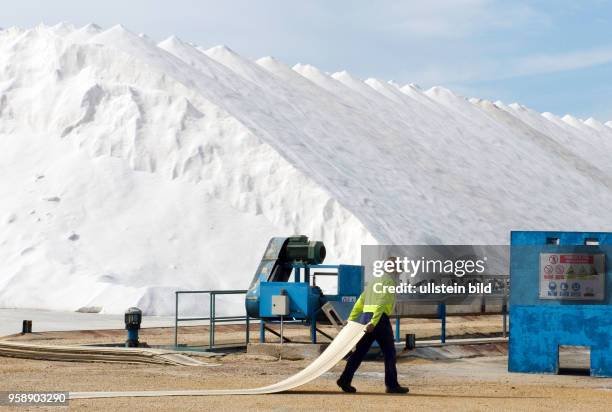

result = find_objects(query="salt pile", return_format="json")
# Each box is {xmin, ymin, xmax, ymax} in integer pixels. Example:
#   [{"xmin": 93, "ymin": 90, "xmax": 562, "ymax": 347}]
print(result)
[{"xmin": 0, "ymin": 23, "xmax": 610, "ymax": 314}]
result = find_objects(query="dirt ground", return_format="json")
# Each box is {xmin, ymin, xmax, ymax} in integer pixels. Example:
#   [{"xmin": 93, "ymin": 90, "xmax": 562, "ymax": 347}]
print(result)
[
  {"xmin": 2, "ymin": 353, "xmax": 611, "ymax": 411},
  {"xmin": 1, "ymin": 316, "xmax": 611, "ymax": 411}
]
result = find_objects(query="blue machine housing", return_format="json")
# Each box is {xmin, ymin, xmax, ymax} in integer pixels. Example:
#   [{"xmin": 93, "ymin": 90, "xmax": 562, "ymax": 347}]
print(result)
[
  {"xmin": 244, "ymin": 236, "xmax": 364, "ymax": 343},
  {"xmin": 509, "ymin": 231, "xmax": 612, "ymax": 377},
  {"xmin": 259, "ymin": 264, "xmax": 364, "ymax": 319},
  {"xmin": 260, "ymin": 282, "xmax": 319, "ymax": 319},
  {"xmin": 332, "ymin": 264, "xmax": 364, "ymax": 299},
  {"xmin": 257, "ymin": 264, "xmax": 364, "ymax": 343}
]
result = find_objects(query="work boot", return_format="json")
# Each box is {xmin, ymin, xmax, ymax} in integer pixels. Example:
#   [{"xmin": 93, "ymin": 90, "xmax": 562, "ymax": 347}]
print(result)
[
  {"xmin": 386, "ymin": 386, "xmax": 409, "ymax": 394},
  {"xmin": 336, "ymin": 378, "xmax": 357, "ymax": 393}
]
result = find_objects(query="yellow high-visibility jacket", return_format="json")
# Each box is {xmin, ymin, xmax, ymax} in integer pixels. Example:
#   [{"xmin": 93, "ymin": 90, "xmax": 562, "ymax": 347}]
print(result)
[{"xmin": 348, "ymin": 274, "xmax": 395, "ymax": 326}]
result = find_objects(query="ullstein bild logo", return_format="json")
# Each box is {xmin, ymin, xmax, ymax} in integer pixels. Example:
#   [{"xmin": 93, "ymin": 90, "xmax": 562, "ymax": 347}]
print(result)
[{"xmin": 372, "ymin": 256, "xmax": 487, "ymax": 278}]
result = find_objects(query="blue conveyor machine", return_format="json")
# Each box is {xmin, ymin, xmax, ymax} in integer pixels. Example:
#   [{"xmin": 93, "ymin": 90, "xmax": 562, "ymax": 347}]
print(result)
[{"xmin": 245, "ymin": 236, "xmax": 364, "ymax": 343}]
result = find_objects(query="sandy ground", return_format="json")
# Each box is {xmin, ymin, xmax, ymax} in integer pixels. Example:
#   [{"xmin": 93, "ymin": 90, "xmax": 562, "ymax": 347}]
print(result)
[
  {"xmin": 2, "ymin": 353, "xmax": 611, "ymax": 411},
  {"xmin": 1, "ymin": 316, "xmax": 610, "ymax": 411}
]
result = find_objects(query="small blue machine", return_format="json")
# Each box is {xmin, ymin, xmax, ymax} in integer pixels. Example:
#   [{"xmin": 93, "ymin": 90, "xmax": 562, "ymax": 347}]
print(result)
[
  {"xmin": 509, "ymin": 231, "xmax": 612, "ymax": 377},
  {"xmin": 245, "ymin": 236, "xmax": 364, "ymax": 343}
]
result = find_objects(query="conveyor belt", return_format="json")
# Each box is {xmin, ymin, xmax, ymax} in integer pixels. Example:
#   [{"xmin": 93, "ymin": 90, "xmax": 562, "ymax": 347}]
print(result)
[{"xmin": 0, "ymin": 341, "xmax": 206, "ymax": 366}]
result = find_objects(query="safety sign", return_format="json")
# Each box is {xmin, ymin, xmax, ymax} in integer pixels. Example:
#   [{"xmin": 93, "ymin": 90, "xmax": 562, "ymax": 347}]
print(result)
[{"xmin": 539, "ymin": 253, "xmax": 605, "ymax": 300}]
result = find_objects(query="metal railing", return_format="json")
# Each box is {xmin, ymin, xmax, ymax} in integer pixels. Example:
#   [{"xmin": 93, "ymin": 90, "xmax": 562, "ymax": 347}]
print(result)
[{"xmin": 174, "ymin": 289, "xmax": 250, "ymax": 350}]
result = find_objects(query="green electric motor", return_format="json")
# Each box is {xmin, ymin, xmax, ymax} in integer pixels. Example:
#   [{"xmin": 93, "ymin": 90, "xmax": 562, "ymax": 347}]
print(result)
[{"xmin": 285, "ymin": 235, "xmax": 326, "ymax": 264}]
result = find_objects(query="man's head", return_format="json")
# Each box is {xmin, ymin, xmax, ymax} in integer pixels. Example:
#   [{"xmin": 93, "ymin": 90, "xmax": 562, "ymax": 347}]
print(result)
[{"xmin": 384, "ymin": 256, "xmax": 401, "ymax": 278}]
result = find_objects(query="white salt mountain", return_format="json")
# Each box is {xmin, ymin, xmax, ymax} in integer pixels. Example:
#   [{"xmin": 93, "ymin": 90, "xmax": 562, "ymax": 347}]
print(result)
[{"xmin": 0, "ymin": 23, "xmax": 611, "ymax": 315}]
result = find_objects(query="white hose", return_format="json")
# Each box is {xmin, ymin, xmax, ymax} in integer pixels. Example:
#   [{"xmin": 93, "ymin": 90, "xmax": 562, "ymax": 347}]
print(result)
[{"xmin": 70, "ymin": 321, "xmax": 366, "ymax": 399}]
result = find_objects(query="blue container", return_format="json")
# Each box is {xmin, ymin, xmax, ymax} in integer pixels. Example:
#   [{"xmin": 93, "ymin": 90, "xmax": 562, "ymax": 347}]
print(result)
[{"xmin": 509, "ymin": 231, "xmax": 612, "ymax": 377}]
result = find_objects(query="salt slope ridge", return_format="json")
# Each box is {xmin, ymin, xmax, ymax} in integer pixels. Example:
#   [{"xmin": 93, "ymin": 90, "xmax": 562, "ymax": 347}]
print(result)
[{"xmin": 0, "ymin": 23, "xmax": 611, "ymax": 314}]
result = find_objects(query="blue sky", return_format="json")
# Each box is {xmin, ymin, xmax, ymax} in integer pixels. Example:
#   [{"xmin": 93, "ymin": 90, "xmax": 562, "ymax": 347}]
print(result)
[{"xmin": 3, "ymin": 0, "xmax": 611, "ymax": 120}]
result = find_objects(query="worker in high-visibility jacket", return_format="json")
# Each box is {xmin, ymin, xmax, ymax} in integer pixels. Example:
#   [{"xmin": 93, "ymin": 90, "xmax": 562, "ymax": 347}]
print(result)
[{"xmin": 337, "ymin": 262, "xmax": 409, "ymax": 394}]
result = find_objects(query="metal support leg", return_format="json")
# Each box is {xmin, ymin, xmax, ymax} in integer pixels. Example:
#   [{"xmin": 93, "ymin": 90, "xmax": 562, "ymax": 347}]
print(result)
[
  {"xmin": 438, "ymin": 303, "xmax": 446, "ymax": 344},
  {"xmin": 246, "ymin": 315, "xmax": 250, "ymax": 345},
  {"xmin": 174, "ymin": 292, "xmax": 179, "ymax": 347},
  {"xmin": 260, "ymin": 319, "xmax": 266, "ymax": 343},
  {"xmin": 310, "ymin": 319, "xmax": 317, "ymax": 344},
  {"xmin": 502, "ymin": 299, "xmax": 507, "ymax": 338},
  {"xmin": 395, "ymin": 315, "xmax": 401, "ymax": 343},
  {"xmin": 209, "ymin": 293, "xmax": 215, "ymax": 350}
]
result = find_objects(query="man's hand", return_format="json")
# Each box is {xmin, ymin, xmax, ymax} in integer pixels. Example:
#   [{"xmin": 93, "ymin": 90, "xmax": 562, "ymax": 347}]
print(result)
[{"xmin": 365, "ymin": 323, "xmax": 375, "ymax": 333}]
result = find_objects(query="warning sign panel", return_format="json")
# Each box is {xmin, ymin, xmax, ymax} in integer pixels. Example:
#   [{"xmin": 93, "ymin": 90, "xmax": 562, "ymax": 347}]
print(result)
[{"xmin": 539, "ymin": 253, "xmax": 605, "ymax": 300}]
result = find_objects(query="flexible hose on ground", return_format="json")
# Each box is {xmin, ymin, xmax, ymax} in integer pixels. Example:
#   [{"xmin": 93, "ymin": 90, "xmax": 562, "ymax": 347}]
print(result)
[{"xmin": 70, "ymin": 322, "xmax": 366, "ymax": 399}]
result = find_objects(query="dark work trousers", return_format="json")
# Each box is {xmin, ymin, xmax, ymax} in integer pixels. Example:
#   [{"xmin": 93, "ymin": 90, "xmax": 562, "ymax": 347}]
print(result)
[{"xmin": 339, "ymin": 312, "xmax": 399, "ymax": 388}]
